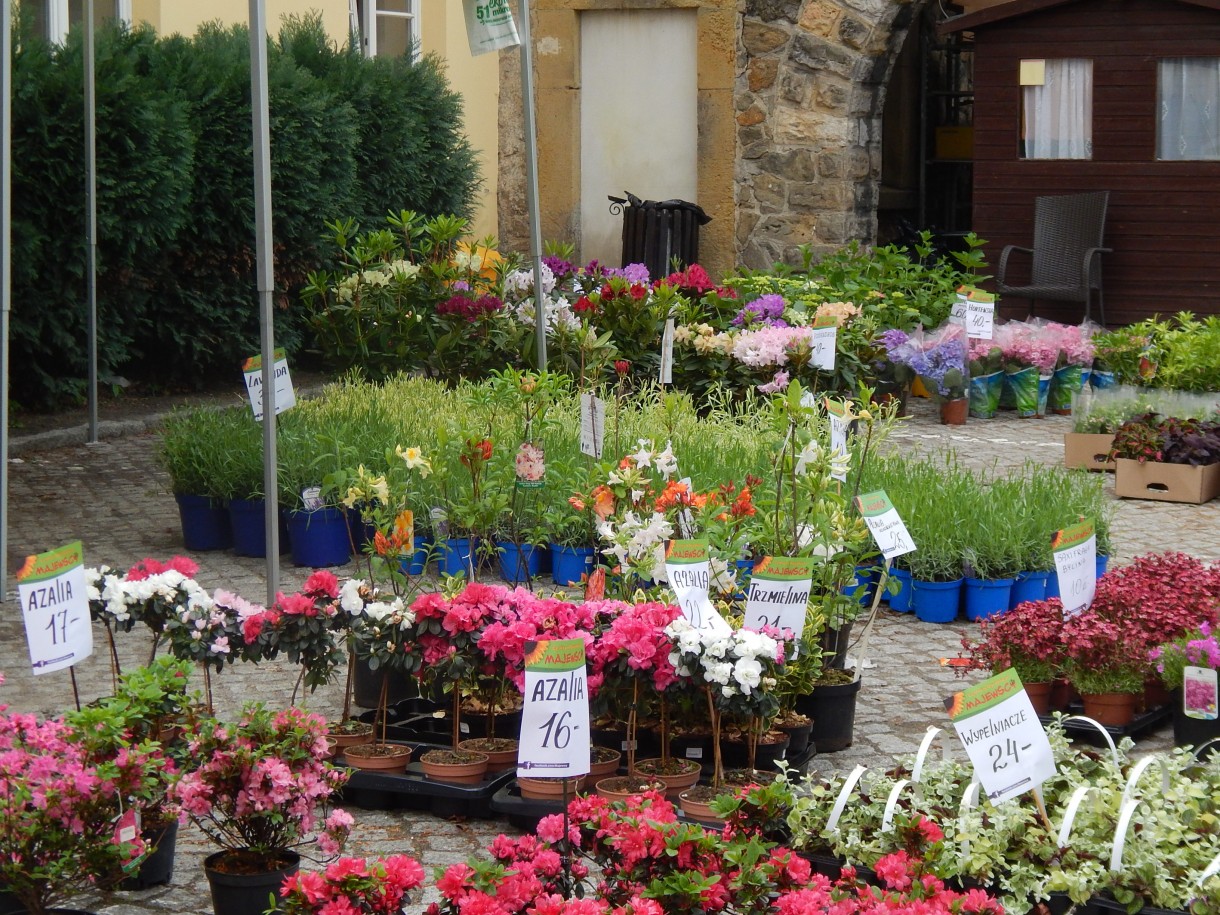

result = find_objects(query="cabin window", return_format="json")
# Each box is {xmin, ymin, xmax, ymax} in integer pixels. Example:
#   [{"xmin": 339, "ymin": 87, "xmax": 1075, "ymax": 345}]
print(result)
[
  {"xmin": 1020, "ymin": 59, "xmax": 1093, "ymax": 160},
  {"xmin": 1158, "ymin": 58, "xmax": 1220, "ymax": 160},
  {"xmin": 355, "ymin": 0, "xmax": 420, "ymax": 60}
]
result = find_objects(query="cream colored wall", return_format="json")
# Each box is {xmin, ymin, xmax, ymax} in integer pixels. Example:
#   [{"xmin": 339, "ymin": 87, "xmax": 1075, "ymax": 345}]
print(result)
[{"xmin": 127, "ymin": 1, "xmax": 498, "ymax": 238}]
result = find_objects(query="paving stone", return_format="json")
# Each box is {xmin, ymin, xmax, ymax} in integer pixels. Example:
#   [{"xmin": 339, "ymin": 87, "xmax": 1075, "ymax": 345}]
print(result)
[{"xmin": 0, "ymin": 394, "xmax": 1198, "ymax": 913}]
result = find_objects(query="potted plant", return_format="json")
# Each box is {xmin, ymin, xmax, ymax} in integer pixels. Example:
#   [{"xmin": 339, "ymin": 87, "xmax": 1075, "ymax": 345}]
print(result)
[
  {"xmin": 1151, "ymin": 622, "xmax": 1220, "ymax": 751},
  {"xmin": 171, "ymin": 704, "xmax": 353, "ymax": 915},
  {"xmin": 908, "ymin": 323, "xmax": 969, "ymax": 425},
  {"xmin": 346, "ymin": 594, "xmax": 420, "ymax": 773},
  {"xmin": 1111, "ymin": 413, "xmax": 1220, "ymax": 504},
  {"xmin": 967, "ymin": 340, "xmax": 1005, "ymax": 419},
  {"xmin": 995, "ymin": 320, "xmax": 1060, "ymax": 418},
  {"xmin": 0, "ymin": 711, "xmax": 165, "ymax": 915},
  {"xmin": 963, "ymin": 597, "xmax": 1067, "ymax": 714},
  {"xmin": 157, "ymin": 406, "xmax": 235, "ymax": 551},
  {"xmin": 278, "ymin": 854, "xmax": 426, "ymax": 915}
]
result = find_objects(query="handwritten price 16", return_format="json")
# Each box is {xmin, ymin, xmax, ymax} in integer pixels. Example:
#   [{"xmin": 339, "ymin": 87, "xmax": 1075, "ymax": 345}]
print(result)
[{"xmin": 539, "ymin": 711, "xmax": 573, "ymax": 749}]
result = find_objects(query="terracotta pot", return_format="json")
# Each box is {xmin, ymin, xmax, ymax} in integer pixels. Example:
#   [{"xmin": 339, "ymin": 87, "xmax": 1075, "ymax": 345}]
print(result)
[
  {"xmin": 589, "ymin": 747, "xmax": 622, "ymax": 779},
  {"xmin": 1080, "ymin": 692, "xmax": 1138, "ymax": 728},
  {"xmin": 630, "ymin": 758, "xmax": 701, "ymax": 799},
  {"xmin": 595, "ymin": 775, "xmax": 665, "ymax": 802},
  {"xmin": 327, "ymin": 722, "xmax": 375, "ymax": 749},
  {"xmin": 343, "ymin": 743, "xmax": 412, "ymax": 774},
  {"xmin": 458, "ymin": 738, "xmax": 518, "ymax": 772},
  {"xmin": 420, "ymin": 749, "xmax": 490, "ymax": 785},
  {"xmin": 1024, "ymin": 681, "xmax": 1053, "ymax": 716},
  {"xmin": 679, "ymin": 788, "xmax": 729, "ymax": 826},
  {"xmin": 939, "ymin": 397, "xmax": 968, "ymax": 425},
  {"xmin": 517, "ymin": 775, "xmax": 586, "ymax": 800}
]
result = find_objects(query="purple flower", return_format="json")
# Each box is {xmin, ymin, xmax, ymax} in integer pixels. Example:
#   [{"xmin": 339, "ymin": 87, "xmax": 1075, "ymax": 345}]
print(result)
[
  {"xmin": 542, "ymin": 255, "xmax": 575, "ymax": 281},
  {"xmin": 879, "ymin": 328, "xmax": 910, "ymax": 353},
  {"xmin": 604, "ymin": 263, "xmax": 651, "ymax": 285},
  {"xmin": 732, "ymin": 294, "xmax": 788, "ymax": 328}
]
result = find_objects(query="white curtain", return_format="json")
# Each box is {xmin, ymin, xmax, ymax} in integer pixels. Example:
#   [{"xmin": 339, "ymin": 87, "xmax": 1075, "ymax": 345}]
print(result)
[
  {"xmin": 1159, "ymin": 58, "xmax": 1220, "ymax": 160},
  {"xmin": 1022, "ymin": 59, "xmax": 1093, "ymax": 159}
]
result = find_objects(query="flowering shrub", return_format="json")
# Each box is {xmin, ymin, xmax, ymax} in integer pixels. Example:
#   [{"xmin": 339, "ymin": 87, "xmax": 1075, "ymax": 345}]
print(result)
[
  {"xmin": 0, "ymin": 712, "xmax": 166, "ymax": 914},
  {"xmin": 1151, "ymin": 622, "xmax": 1220, "ymax": 691},
  {"xmin": 279, "ymin": 854, "xmax": 426, "ymax": 915},
  {"xmin": 171, "ymin": 705, "xmax": 351, "ymax": 862},
  {"xmin": 86, "ymin": 555, "xmax": 206, "ymax": 645},
  {"xmin": 964, "ymin": 597, "xmax": 1066, "ymax": 683}
]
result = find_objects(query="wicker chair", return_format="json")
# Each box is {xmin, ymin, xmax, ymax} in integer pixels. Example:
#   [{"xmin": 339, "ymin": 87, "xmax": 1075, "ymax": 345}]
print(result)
[{"xmin": 995, "ymin": 191, "xmax": 1112, "ymax": 325}]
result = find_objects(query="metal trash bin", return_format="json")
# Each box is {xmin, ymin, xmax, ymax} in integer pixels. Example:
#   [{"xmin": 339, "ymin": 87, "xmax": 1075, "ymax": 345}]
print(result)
[{"xmin": 608, "ymin": 192, "xmax": 711, "ymax": 280}]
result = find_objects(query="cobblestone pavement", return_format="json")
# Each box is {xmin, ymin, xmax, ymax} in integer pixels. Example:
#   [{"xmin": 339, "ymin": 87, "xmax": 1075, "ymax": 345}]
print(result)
[{"xmin": 2, "ymin": 395, "xmax": 1212, "ymax": 914}]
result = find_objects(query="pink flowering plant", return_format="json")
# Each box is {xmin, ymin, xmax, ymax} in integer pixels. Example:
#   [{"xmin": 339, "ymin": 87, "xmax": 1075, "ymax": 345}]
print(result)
[
  {"xmin": 170, "ymin": 704, "xmax": 351, "ymax": 869},
  {"xmin": 963, "ymin": 597, "xmax": 1067, "ymax": 684},
  {"xmin": 1151, "ymin": 622, "xmax": 1220, "ymax": 691},
  {"xmin": 243, "ymin": 570, "xmax": 347, "ymax": 698},
  {"xmin": 0, "ymin": 710, "xmax": 167, "ymax": 915},
  {"xmin": 279, "ymin": 854, "xmax": 426, "ymax": 915}
]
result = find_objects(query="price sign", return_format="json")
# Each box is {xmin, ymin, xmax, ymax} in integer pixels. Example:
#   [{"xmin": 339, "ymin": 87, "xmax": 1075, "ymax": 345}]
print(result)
[
  {"xmin": 1052, "ymin": 521, "xmax": 1096, "ymax": 620},
  {"xmin": 810, "ymin": 315, "xmax": 837, "ymax": 371},
  {"xmin": 243, "ymin": 348, "xmax": 296, "ymax": 422},
  {"xmin": 744, "ymin": 556, "xmax": 814, "ymax": 656},
  {"xmin": 853, "ymin": 490, "xmax": 916, "ymax": 560},
  {"xmin": 579, "ymin": 392, "xmax": 606, "ymax": 458},
  {"xmin": 949, "ymin": 297, "xmax": 969, "ymax": 327},
  {"xmin": 967, "ymin": 298, "xmax": 996, "ymax": 340},
  {"xmin": 15, "ymin": 541, "xmax": 93, "ymax": 676},
  {"xmin": 659, "ymin": 318, "xmax": 675, "ymax": 384},
  {"xmin": 946, "ymin": 669, "xmax": 1056, "ymax": 804},
  {"xmin": 517, "ymin": 638, "xmax": 590, "ymax": 778},
  {"xmin": 665, "ymin": 539, "xmax": 731, "ymax": 635},
  {"xmin": 825, "ymin": 398, "xmax": 850, "ymax": 483},
  {"xmin": 1183, "ymin": 666, "xmax": 1218, "ymax": 721}
]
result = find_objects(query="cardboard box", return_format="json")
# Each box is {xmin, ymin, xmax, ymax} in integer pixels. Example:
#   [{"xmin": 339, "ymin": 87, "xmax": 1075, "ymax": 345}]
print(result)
[
  {"xmin": 935, "ymin": 126, "xmax": 974, "ymax": 160},
  {"xmin": 1064, "ymin": 433, "xmax": 1116, "ymax": 472},
  {"xmin": 1114, "ymin": 458, "xmax": 1220, "ymax": 504}
]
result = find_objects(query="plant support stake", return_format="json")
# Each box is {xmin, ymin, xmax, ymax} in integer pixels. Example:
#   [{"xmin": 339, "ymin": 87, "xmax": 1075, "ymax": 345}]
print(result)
[{"xmin": 518, "ymin": 0, "xmax": 546, "ymax": 370}]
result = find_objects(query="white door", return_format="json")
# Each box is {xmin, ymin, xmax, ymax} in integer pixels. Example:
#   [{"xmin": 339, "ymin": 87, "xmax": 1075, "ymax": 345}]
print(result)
[{"xmin": 579, "ymin": 9, "xmax": 698, "ymax": 270}]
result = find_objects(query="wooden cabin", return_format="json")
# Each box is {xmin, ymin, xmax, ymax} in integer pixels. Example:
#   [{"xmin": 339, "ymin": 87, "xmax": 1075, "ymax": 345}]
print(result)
[{"xmin": 942, "ymin": 0, "xmax": 1220, "ymax": 326}]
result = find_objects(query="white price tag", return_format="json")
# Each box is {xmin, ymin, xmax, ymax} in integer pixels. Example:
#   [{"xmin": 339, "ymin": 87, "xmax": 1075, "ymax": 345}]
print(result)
[
  {"xmin": 16, "ymin": 541, "xmax": 93, "ymax": 676},
  {"xmin": 743, "ymin": 557, "xmax": 814, "ymax": 656},
  {"xmin": 826, "ymin": 398, "xmax": 850, "ymax": 483},
  {"xmin": 301, "ymin": 486, "xmax": 325, "ymax": 512},
  {"xmin": 517, "ymin": 638, "xmax": 591, "ymax": 778},
  {"xmin": 579, "ymin": 392, "xmax": 605, "ymax": 459},
  {"xmin": 243, "ymin": 349, "xmax": 296, "ymax": 422},
  {"xmin": 1053, "ymin": 521, "xmax": 1096, "ymax": 620},
  {"xmin": 947, "ymin": 669, "xmax": 1056, "ymax": 804},
  {"xmin": 666, "ymin": 539, "xmax": 731, "ymax": 635},
  {"xmin": 659, "ymin": 319, "xmax": 675, "ymax": 385},
  {"xmin": 810, "ymin": 317, "xmax": 837, "ymax": 372},
  {"xmin": 966, "ymin": 300, "xmax": 995, "ymax": 340},
  {"xmin": 949, "ymin": 297, "xmax": 969, "ymax": 327},
  {"xmin": 854, "ymin": 490, "xmax": 916, "ymax": 560}
]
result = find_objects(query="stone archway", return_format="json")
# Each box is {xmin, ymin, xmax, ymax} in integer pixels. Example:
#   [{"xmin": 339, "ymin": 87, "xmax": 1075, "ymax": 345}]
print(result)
[
  {"xmin": 736, "ymin": 0, "xmax": 926, "ymax": 269},
  {"xmin": 498, "ymin": 0, "xmax": 927, "ymax": 274}
]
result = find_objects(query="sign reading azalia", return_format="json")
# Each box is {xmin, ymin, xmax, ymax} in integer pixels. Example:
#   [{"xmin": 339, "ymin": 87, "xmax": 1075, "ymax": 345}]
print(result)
[{"xmin": 517, "ymin": 638, "xmax": 590, "ymax": 779}]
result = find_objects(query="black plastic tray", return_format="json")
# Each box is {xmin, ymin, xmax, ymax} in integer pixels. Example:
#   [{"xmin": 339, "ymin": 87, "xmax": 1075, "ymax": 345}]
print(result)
[
  {"xmin": 1037, "ymin": 703, "xmax": 1172, "ymax": 744},
  {"xmin": 336, "ymin": 741, "xmax": 515, "ymax": 818}
]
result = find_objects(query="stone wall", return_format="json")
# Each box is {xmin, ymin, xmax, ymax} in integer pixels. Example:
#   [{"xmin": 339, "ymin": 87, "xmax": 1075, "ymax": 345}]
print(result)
[
  {"xmin": 736, "ymin": 0, "xmax": 921, "ymax": 268},
  {"xmin": 499, "ymin": 0, "xmax": 923, "ymax": 274}
]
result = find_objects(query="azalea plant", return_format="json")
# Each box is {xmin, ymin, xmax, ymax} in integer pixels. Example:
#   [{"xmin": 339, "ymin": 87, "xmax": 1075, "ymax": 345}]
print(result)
[
  {"xmin": 279, "ymin": 854, "xmax": 426, "ymax": 915},
  {"xmin": 170, "ymin": 704, "xmax": 352, "ymax": 869}
]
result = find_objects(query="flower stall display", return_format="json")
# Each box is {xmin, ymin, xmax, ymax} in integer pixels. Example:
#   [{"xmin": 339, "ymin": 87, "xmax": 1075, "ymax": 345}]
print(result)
[
  {"xmin": 1045, "ymin": 321, "xmax": 1097, "ymax": 413},
  {"xmin": 995, "ymin": 321, "xmax": 1059, "ymax": 417}
]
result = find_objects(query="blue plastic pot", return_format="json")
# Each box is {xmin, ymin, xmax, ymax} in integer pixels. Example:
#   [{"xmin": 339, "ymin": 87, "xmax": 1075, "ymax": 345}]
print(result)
[
  {"xmin": 964, "ymin": 577, "xmax": 1015, "ymax": 621},
  {"xmin": 400, "ymin": 535, "xmax": 434, "ymax": 576},
  {"xmin": 439, "ymin": 537, "xmax": 476, "ymax": 578},
  {"xmin": 551, "ymin": 544, "xmax": 596, "ymax": 586},
  {"xmin": 1045, "ymin": 572, "xmax": 1060, "ymax": 601},
  {"xmin": 347, "ymin": 509, "xmax": 377, "ymax": 553},
  {"xmin": 889, "ymin": 567, "xmax": 914, "ymax": 612},
  {"xmin": 912, "ymin": 578, "xmax": 963, "ymax": 623},
  {"xmin": 1096, "ymin": 554, "xmax": 1109, "ymax": 578},
  {"xmin": 497, "ymin": 541, "xmax": 542, "ymax": 584},
  {"xmin": 1010, "ymin": 570, "xmax": 1050, "ymax": 609},
  {"xmin": 842, "ymin": 564, "xmax": 881, "ymax": 607},
  {"xmin": 229, "ymin": 497, "xmax": 289, "ymax": 558},
  {"xmin": 284, "ymin": 507, "xmax": 351, "ymax": 568},
  {"xmin": 174, "ymin": 493, "xmax": 232, "ymax": 552}
]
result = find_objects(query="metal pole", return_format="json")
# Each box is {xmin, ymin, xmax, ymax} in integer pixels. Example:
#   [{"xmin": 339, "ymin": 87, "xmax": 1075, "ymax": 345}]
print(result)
[
  {"xmin": 85, "ymin": 0, "xmax": 99, "ymax": 443},
  {"xmin": 518, "ymin": 0, "xmax": 546, "ymax": 370},
  {"xmin": 249, "ymin": 0, "xmax": 279, "ymax": 604},
  {"xmin": 1, "ymin": 0, "xmax": 12, "ymax": 599}
]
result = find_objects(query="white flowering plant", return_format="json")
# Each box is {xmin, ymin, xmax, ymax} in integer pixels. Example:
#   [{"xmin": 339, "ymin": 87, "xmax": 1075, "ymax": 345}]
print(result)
[{"xmin": 666, "ymin": 617, "xmax": 787, "ymax": 782}]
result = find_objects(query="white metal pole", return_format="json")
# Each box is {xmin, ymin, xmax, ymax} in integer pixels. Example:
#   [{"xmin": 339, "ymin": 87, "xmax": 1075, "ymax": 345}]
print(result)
[
  {"xmin": 249, "ymin": 0, "xmax": 279, "ymax": 604},
  {"xmin": 518, "ymin": 0, "xmax": 546, "ymax": 370},
  {"xmin": 85, "ymin": 0, "xmax": 99, "ymax": 443},
  {"xmin": 1, "ymin": 0, "xmax": 12, "ymax": 599}
]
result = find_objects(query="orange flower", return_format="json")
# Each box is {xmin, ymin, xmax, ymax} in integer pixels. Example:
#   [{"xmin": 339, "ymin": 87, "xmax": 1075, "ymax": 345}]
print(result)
[
  {"xmin": 591, "ymin": 485, "xmax": 615, "ymax": 520},
  {"xmin": 569, "ymin": 495, "xmax": 587, "ymax": 512}
]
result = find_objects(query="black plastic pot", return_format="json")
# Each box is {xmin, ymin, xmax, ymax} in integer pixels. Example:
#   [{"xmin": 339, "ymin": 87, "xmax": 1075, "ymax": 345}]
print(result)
[
  {"xmin": 203, "ymin": 849, "xmax": 299, "ymax": 915},
  {"xmin": 796, "ymin": 675, "xmax": 863, "ymax": 753},
  {"xmin": 1172, "ymin": 692, "xmax": 1220, "ymax": 758},
  {"xmin": 777, "ymin": 719, "xmax": 813, "ymax": 756},
  {"xmin": 119, "ymin": 819, "xmax": 178, "ymax": 890}
]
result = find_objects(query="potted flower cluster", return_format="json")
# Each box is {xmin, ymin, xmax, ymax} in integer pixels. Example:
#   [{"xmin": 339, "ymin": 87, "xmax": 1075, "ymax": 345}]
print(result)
[
  {"xmin": 277, "ymin": 854, "xmax": 426, "ymax": 915},
  {"xmin": 1111, "ymin": 412, "xmax": 1220, "ymax": 504},
  {"xmin": 1151, "ymin": 621, "xmax": 1220, "ymax": 751}
]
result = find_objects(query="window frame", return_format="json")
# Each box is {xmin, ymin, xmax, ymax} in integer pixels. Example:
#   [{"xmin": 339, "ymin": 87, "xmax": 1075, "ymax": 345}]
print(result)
[{"xmin": 357, "ymin": 0, "xmax": 420, "ymax": 61}]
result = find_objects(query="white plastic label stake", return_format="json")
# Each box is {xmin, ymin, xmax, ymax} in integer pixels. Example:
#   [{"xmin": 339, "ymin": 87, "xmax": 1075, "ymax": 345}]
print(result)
[
  {"xmin": 912, "ymin": 726, "xmax": 949, "ymax": 785},
  {"xmin": 579, "ymin": 392, "xmax": 606, "ymax": 459},
  {"xmin": 1119, "ymin": 755, "xmax": 1170, "ymax": 810},
  {"xmin": 881, "ymin": 779, "xmax": 910, "ymax": 833},
  {"xmin": 1060, "ymin": 715, "xmax": 1120, "ymax": 767},
  {"xmin": 1056, "ymin": 784, "xmax": 1098, "ymax": 848},
  {"xmin": 810, "ymin": 319, "xmax": 837, "ymax": 371},
  {"xmin": 827, "ymin": 765, "xmax": 869, "ymax": 833},
  {"xmin": 1201, "ymin": 849, "xmax": 1220, "ymax": 885},
  {"xmin": 1109, "ymin": 798, "xmax": 1142, "ymax": 871},
  {"xmin": 659, "ymin": 319, "xmax": 674, "ymax": 384}
]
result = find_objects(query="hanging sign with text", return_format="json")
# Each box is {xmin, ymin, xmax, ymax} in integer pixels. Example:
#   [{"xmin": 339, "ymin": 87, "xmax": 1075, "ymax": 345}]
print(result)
[
  {"xmin": 243, "ymin": 348, "xmax": 296, "ymax": 422},
  {"xmin": 825, "ymin": 398, "xmax": 850, "ymax": 483},
  {"xmin": 517, "ymin": 638, "xmax": 590, "ymax": 778},
  {"xmin": 810, "ymin": 315, "xmax": 838, "ymax": 371},
  {"xmin": 462, "ymin": 0, "xmax": 520, "ymax": 56},
  {"xmin": 1052, "ymin": 520, "xmax": 1097, "ymax": 620},
  {"xmin": 666, "ymin": 539, "xmax": 731, "ymax": 635},
  {"xmin": 16, "ymin": 541, "xmax": 93, "ymax": 675},
  {"xmin": 744, "ymin": 556, "xmax": 814, "ymax": 655},
  {"xmin": 580, "ymin": 392, "xmax": 606, "ymax": 459},
  {"xmin": 854, "ymin": 490, "xmax": 916, "ymax": 560},
  {"xmin": 946, "ymin": 668, "xmax": 1056, "ymax": 804}
]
